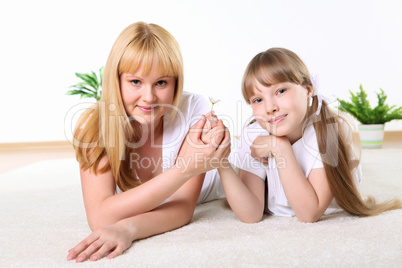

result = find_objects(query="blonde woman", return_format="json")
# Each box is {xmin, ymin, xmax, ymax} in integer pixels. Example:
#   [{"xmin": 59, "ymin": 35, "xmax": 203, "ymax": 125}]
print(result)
[
  {"xmin": 215, "ymin": 48, "xmax": 401, "ymax": 223},
  {"xmin": 67, "ymin": 22, "xmax": 229, "ymax": 262}
]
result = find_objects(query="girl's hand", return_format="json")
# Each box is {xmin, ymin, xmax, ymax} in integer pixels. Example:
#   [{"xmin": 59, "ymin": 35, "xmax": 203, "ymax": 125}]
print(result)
[
  {"xmin": 67, "ymin": 222, "xmax": 133, "ymax": 263},
  {"xmin": 250, "ymin": 136, "xmax": 291, "ymax": 164},
  {"xmin": 176, "ymin": 116, "xmax": 231, "ymax": 177}
]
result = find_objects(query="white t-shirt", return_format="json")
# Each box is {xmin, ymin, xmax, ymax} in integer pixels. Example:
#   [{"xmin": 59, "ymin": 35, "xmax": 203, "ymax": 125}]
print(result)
[
  {"xmin": 117, "ymin": 92, "xmax": 224, "ymax": 204},
  {"xmin": 230, "ymin": 120, "xmax": 362, "ymax": 217}
]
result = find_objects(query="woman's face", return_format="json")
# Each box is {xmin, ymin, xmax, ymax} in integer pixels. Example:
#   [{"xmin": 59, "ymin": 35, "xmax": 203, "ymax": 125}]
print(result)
[{"xmin": 120, "ymin": 64, "xmax": 176, "ymax": 126}]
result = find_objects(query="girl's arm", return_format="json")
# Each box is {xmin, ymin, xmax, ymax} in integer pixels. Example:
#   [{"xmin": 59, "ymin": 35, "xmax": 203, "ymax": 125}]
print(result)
[
  {"xmin": 202, "ymin": 115, "xmax": 265, "ymax": 223},
  {"xmin": 218, "ymin": 165, "xmax": 265, "ymax": 223},
  {"xmin": 251, "ymin": 136, "xmax": 334, "ymax": 222},
  {"xmin": 68, "ymin": 172, "xmax": 205, "ymax": 262}
]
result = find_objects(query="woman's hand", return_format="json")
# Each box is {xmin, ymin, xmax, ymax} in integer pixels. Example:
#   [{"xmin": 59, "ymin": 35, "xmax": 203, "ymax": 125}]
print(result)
[
  {"xmin": 175, "ymin": 115, "xmax": 231, "ymax": 177},
  {"xmin": 250, "ymin": 135, "xmax": 291, "ymax": 164},
  {"xmin": 201, "ymin": 114, "xmax": 219, "ymax": 144},
  {"xmin": 67, "ymin": 221, "xmax": 133, "ymax": 262}
]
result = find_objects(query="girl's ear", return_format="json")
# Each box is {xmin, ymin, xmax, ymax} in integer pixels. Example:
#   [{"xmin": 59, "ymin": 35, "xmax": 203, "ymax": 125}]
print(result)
[{"xmin": 305, "ymin": 84, "xmax": 314, "ymax": 98}]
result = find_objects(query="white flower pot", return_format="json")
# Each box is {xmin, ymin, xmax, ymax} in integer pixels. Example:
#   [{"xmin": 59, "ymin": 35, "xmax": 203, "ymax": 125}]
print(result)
[{"xmin": 358, "ymin": 124, "xmax": 385, "ymax": 148}]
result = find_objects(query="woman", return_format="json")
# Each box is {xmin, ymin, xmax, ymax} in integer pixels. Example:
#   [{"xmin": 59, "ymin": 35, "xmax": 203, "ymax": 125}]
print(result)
[{"xmin": 67, "ymin": 22, "xmax": 230, "ymax": 262}]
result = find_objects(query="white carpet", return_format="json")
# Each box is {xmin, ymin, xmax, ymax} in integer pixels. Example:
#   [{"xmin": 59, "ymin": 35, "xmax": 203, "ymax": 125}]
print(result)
[{"xmin": 0, "ymin": 149, "xmax": 401, "ymax": 267}]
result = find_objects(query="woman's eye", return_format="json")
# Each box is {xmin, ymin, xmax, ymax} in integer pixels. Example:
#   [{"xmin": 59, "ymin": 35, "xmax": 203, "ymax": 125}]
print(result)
[
  {"xmin": 156, "ymin": 80, "xmax": 167, "ymax": 86},
  {"xmin": 252, "ymin": 98, "xmax": 262, "ymax": 104},
  {"xmin": 277, "ymin": 88, "xmax": 286, "ymax": 95},
  {"xmin": 131, "ymin": 80, "xmax": 140, "ymax": 86}
]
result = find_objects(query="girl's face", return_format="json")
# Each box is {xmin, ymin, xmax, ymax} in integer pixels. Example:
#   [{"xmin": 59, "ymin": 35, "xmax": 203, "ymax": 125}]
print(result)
[
  {"xmin": 120, "ymin": 64, "xmax": 176, "ymax": 127},
  {"xmin": 248, "ymin": 80, "xmax": 313, "ymax": 144}
]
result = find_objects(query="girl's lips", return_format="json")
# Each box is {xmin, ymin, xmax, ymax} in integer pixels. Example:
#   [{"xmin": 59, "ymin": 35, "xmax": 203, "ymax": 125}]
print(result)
[
  {"xmin": 137, "ymin": 106, "xmax": 158, "ymax": 112},
  {"xmin": 269, "ymin": 115, "xmax": 287, "ymax": 124}
]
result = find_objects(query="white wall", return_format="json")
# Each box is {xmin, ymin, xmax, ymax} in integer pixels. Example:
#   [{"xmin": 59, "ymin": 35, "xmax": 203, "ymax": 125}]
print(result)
[{"xmin": 1, "ymin": 0, "xmax": 402, "ymax": 143}]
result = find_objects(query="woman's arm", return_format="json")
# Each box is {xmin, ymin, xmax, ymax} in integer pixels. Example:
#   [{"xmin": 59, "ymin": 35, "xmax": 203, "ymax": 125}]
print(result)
[
  {"xmin": 251, "ymin": 136, "xmax": 333, "ymax": 222},
  {"xmin": 68, "ymin": 173, "xmax": 205, "ymax": 262},
  {"xmin": 82, "ymin": 116, "xmax": 229, "ymax": 230},
  {"xmin": 68, "ymin": 116, "xmax": 230, "ymax": 262},
  {"xmin": 81, "ymin": 160, "xmax": 200, "ymax": 230},
  {"xmin": 219, "ymin": 166, "xmax": 265, "ymax": 223}
]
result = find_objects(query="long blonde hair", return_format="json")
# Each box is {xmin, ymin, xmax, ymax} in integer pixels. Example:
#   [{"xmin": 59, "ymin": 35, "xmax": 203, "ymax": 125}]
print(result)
[
  {"xmin": 73, "ymin": 22, "xmax": 184, "ymax": 191},
  {"xmin": 242, "ymin": 47, "xmax": 401, "ymax": 216}
]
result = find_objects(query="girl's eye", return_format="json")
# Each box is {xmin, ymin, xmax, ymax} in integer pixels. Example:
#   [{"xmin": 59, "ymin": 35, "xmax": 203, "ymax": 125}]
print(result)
[
  {"xmin": 156, "ymin": 80, "xmax": 167, "ymax": 86},
  {"xmin": 277, "ymin": 88, "xmax": 286, "ymax": 95},
  {"xmin": 252, "ymin": 98, "xmax": 262, "ymax": 104},
  {"xmin": 131, "ymin": 80, "xmax": 140, "ymax": 86}
]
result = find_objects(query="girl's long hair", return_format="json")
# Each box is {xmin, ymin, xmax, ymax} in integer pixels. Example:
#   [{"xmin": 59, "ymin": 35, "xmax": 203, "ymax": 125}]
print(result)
[
  {"xmin": 242, "ymin": 47, "xmax": 401, "ymax": 216},
  {"xmin": 73, "ymin": 22, "xmax": 184, "ymax": 192}
]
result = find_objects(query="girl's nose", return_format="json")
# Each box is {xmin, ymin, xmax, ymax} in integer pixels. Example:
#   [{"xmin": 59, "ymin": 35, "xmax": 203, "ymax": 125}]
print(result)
[{"xmin": 265, "ymin": 99, "xmax": 279, "ymax": 114}]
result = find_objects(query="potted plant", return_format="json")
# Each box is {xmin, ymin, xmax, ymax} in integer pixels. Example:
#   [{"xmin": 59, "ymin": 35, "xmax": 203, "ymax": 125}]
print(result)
[
  {"xmin": 337, "ymin": 84, "xmax": 402, "ymax": 148},
  {"xmin": 66, "ymin": 67, "xmax": 104, "ymax": 101}
]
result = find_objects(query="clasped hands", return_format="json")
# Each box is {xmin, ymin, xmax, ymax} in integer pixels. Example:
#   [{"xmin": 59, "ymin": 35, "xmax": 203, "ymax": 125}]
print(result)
[
  {"xmin": 178, "ymin": 113, "xmax": 293, "ymax": 173},
  {"xmin": 175, "ymin": 113, "xmax": 231, "ymax": 177}
]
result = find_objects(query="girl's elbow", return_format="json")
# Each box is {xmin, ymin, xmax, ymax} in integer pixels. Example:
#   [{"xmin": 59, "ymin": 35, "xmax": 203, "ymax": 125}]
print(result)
[
  {"xmin": 238, "ymin": 212, "xmax": 263, "ymax": 224},
  {"xmin": 240, "ymin": 218, "xmax": 261, "ymax": 224},
  {"xmin": 296, "ymin": 212, "xmax": 321, "ymax": 223}
]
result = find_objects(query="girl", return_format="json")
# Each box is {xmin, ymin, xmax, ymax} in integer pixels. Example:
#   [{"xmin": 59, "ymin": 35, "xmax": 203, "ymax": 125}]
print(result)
[
  {"xmin": 67, "ymin": 22, "xmax": 229, "ymax": 262},
  {"xmin": 217, "ymin": 47, "xmax": 401, "ymax": 223}
]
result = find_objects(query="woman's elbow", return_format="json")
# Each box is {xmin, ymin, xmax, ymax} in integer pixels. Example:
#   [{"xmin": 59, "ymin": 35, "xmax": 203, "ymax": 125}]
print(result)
[
  {"xmin": 182, "ymin": 214, "xmax": 193, "ymax": 226},
  {"xmin": 87, "ymin": 213, "xmax": 116, "ymax": 231},
  {"xmin": 174, "ymin": 202, "xmax": 197, "ymax": 226},
  {"xmin": 87, "ymin": 219, "xmax": 106, "ymax": 231},
  {"xmin": 177, "ymin": 206, "xmax": 194, "ymax": 225}
]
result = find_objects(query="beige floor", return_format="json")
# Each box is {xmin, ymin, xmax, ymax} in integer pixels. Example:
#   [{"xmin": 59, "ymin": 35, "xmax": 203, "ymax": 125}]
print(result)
[
  {"xmin": 0, "ymin": 132, "xmax": 401, "ymax": 174},
  {"xmin": 0, "ymin": 144, "xmax": 75, "ymax": 174}
]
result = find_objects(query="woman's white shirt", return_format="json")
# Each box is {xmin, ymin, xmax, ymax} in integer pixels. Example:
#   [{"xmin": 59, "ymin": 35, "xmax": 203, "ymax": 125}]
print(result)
[{"xmin": 116, "ymin": 92, "xmax": 225, "ymax": 204}]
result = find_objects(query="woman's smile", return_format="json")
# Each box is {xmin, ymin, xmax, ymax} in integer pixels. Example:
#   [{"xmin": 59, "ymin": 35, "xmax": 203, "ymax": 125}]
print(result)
[{"xmin": 137, "ymin": 105, "xmax": 159, "ymax": 113}]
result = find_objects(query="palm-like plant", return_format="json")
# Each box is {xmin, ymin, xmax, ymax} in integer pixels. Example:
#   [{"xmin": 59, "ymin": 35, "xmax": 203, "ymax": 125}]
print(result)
[
  {"xmin": 66, "ymin": 67, "xmax": 104, "ymax": 101},
  {"xmin": 338, "ymin": 84, "xmax": 402, "ymax": 124}
]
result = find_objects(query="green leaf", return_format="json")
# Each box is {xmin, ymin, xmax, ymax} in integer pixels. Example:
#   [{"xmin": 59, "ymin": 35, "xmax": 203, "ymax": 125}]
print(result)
[
  {"xmin": 66, "ymin": 90, "xmax": 89, "ymax": 96},
  {"xmin": 99, "ymin": 66, "xmax": 104, "ymax": 87},
  {"xmin": 66, "ymin": 67, "xmax": 104, "ymax": 101},
  {"xmin": 337, "ymin": 84, "xmax": 402, "ymax": 124},
  {"xmin": 80, "ymin": 93, "xmax": 96, "ymax": 99},
  {"xmin": 75, "ymin": 72, "xmax": 99, "ymax": 90},
  {"xmin": 68, "ymin": 84, "xmax": 96, "ymax": 93}
]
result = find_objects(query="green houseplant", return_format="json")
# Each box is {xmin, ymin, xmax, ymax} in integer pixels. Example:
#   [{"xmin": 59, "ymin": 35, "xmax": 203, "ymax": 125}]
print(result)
[
  {"xmin": 338, "ymin": 84, "xmax": 402, "ymax": 148},
  {"xmin": 66, "ymin": 67, "xmax": 104, "ymax": 101}
]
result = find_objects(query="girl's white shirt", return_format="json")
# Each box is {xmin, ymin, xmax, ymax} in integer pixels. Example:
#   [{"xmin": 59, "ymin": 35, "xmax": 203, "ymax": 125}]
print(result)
[{"xmin": 230, "ymin": 120, "xmax": 362, "ymax": 217}]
